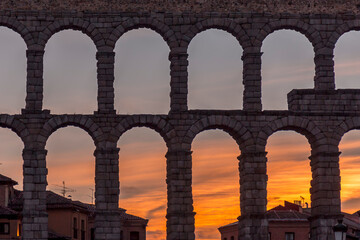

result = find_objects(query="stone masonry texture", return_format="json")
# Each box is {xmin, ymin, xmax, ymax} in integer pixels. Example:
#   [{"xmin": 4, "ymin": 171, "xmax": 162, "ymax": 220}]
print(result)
[{"xmin": 0, "ymin": 0, "xmax": 359, "ymax": 239}]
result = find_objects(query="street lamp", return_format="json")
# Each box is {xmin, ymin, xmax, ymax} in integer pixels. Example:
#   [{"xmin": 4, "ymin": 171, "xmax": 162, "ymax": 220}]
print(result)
[{"xmin": 333, "ymin": 219, "xmax": 348, "ymax": 240}]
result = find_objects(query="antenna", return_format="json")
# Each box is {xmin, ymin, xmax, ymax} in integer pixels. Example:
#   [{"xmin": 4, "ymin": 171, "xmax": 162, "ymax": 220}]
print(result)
[
  {"xmin": 52, "ymin": 181, "xmax": 76, "ymax": 197},
  {"xmin": 300, "ymin": 196, "xmax": 305, "ymax": 207}
]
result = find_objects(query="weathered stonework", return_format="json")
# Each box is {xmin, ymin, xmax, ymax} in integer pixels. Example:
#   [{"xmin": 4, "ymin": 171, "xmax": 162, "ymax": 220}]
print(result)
[
  {"xmin": 0, "ymin": 1, "xmax": 358, "ymax": 239},
  {"xmin": 1, "ymin": 0, "xmax": 360, "ymax": 14}
]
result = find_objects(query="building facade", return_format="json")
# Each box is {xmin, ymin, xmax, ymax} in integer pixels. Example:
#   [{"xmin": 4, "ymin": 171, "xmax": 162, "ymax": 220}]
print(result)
[
  {"xmin": 0, "ymin": 174, "xmax": 148, "ymax": 240},
  {"xmin": 219, "ymin": 201, "xmax": 360, "ymax": 240}
]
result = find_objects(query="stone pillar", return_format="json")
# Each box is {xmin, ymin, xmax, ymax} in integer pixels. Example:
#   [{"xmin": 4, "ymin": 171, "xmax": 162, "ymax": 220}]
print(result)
[
  {"xmin": 314, "ymin": 47, "xmax": 335, "ymax": 90},
  {"xmin": 25, "ymin": 50, "xmax": 44, "ymax": 113},
  {"xmin": 309, "ymin": 151, "xmax": 341, "ymax": 240},
  {"xmin": 96, "ymin": 51, "xmax": 116, "ymax": 114},
  {"xmin": 94, "ymin": 147, "xmax": 120, "ymax": 240},
  {"xmin": 169, "ymin": 49, "xmax": 188, "ymax": 112},
  {"xmin": 242, "ymin": 48, "xmax": 262, "ymax": 111},
  {"xmin": 22, "ymin": 148, "xmax": 48, "ymax": 240},
  {"xmin": 166, "ymin": 149, "xmax": 195, "ymax": 240},
  {"xmin": 238, "ymin": 151, "xmax": 268, "ymax": 240}
]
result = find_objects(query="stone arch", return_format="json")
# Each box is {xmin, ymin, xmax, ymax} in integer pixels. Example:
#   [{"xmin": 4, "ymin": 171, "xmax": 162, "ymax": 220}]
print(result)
[
  {"xmin": 39, "ymin": 19, "xmax": 104, "ymax": 51},
  {"xmin": 256, "ymin": 19, "xmax": 322, "ymax": 50},
  {"xmin": 108, "ymin": 18, "xmax": 177, "ymax": 49},
  {"xmin": 182, "ymin": 18, "xmax": 250, "ymax": 52},
  {"xmin": 40, "ymin": 115, "xmax": 104, "ymax": 148},
  {"xmin": 0, "ymin": 17, "xmax": 33, "ymax": 47},
  {"xmin": 183, "ymin": 116, "xmax": 253, "ymax": 151},
  {"xmin": 329, "ymin": 20, "xmax": 360, "ymax": 49},
  {"xmin": 110, "ymin": 116, "xmax": 174, "ymax": 146},
  {"xmin": 332, "ymin": 117, "xmax": 360, "ymax": 148},
  {"xmin": 257, "ymin": 116, "xmax": 325, "ymax": 152},
  {"xmin": 0, "ymin": 115, "xmax": 28, "ymax": 145}
]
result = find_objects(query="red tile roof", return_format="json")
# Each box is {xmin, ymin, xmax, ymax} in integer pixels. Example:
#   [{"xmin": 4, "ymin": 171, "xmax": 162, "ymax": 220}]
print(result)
[
  {"xmin": 267, "ymin": 209, "xmax": 309, "ymax": 221},
  {"xmin": 9, "ymin": 189, "xmax": 148, "ymax": 223}
]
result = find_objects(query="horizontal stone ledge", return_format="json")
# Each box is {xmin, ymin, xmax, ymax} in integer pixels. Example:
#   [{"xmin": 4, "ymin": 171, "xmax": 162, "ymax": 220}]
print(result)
[
  {"xmin": 2, "ymin": 1, "xmax": 360, "ymax": 14},
  {"xmin": 288, "ymin": 89, "xmax": 360, "ymax": 113}
]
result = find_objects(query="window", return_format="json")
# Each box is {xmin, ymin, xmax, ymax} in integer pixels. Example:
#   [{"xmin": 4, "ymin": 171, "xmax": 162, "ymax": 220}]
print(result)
[
  {"xmin": 90, "ymin": 228, "xmax": 94, "ymax": 240},
  {"xmin": 285, "ymin": 232, "xmax": 295, "ymax": 240},
  {"xmin": 120, "ymin": 230, "xmax": 123, "ymax": 240},
  {"xmin": 73, "ymin": 217, "xmax": 78, "ymax": 239},
  {"xmin": 269, "ymin": 232, "xmax": 271, "ymax": 240},
  {"xmin": 81, "ymin": 219, "xmax": 85, "ymax": 240},
  {"xmin": 130, "ymin": 231, "xmax": 140, "ymax": 240},
  {"xmin": 0, "ymin": 223, "xmax": 9, "ymax": 234}
]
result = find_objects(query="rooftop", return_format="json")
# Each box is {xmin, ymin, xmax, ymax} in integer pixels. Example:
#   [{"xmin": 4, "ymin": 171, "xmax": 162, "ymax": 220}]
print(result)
[
  {"xmin": 0, "ymin": 174, "xmax": 17, "ymax": 186},
  {"xmin": 8, "ymin": 189, "xmax": 148, "ymax": 223},
  {"xmin": 0, "ymin": 205, "xmax": 19, "ymax": 219}
]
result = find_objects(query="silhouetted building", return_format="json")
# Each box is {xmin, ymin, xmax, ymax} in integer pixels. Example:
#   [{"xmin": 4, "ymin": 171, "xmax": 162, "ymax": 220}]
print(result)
[
  {"xmin": 219, "ymin": 201, "xmax": 360, "ymax": 240},
  {"xmin": 0, "ymin": 174, "xmax": 148, "ymax": 240}
]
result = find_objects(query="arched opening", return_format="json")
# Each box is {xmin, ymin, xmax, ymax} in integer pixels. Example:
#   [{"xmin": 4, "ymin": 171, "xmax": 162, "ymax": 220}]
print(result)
[
  {"xmin": 0, "ymin": 128, "xmax": 24, "ymax": 188},
  {"xmin": 114, "ymin": 29, "xmax": 170, "ymax": 114},
  {"xmin": 334, "ymin": 31, "xmax": 360, "ymax": 88},
  {"xmin": 188, "ymin": 29, "xmax": 243, "ymax": 110},
  {"xmin": 266, "ymin": 131, "xmax": 312, "ymax": 239},
  {"xmin": 192, "ymin": 130, "xmax": 240, "ymax": 240},
  {"xmin": 0, "ymin": 127, "xmax": 23, "ymax": 239},
  {"xmin": 46, "ymin": 126, "xmax": 95, "ymax": 203},
  {"xmin": 118, "ymin": 127, "xmax": 167, "ymax": 240},
  {"xmin": 46, "ymin": 126, "xmax": 95, "ymax": 240},
  {"xmin": 266, "ymin": 131, "xmax": 311, "ymax": 209},
  {"xmin": 339, "ymin": 130, "xmax": 360, "ymax": 213},
  {"xmin": 262, "ymin": 30, "xmax": 314, "ymax": 110},
  {"xmin": 0, "ymin": 27, "xmax": 26, "ymax": 114},
  {"xmin": 43, "ymin": 30, "xmax": 97, "ymax": 114}
]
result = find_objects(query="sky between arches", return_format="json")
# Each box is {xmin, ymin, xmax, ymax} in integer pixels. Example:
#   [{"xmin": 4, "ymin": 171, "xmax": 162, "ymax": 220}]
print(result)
[{"xmin": 0, "ymin": 27, "xmax": 360, "ymax": 240}]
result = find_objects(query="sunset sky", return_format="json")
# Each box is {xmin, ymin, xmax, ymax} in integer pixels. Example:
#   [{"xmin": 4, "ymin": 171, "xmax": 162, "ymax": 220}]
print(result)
[{"xmin": 0, "ymin": 27, "xmax": 360, "ymax": 240}]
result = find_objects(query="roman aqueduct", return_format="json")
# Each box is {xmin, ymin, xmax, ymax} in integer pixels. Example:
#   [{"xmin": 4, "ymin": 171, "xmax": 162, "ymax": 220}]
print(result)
[{"xmin": 1, "ymin": 0, "xmax": 360, "ymax": 239}]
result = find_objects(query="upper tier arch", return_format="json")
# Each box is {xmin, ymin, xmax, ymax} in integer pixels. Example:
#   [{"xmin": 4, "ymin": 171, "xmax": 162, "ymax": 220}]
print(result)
[
  {"xmin": 329, "ymin": 20, "xmax": 360, "ymax": 49},
  {"xmin": 0, "ymin": 17, "xmax": 35, "ymax": 48},
  {"xmin": 39, "ymin": 19, "xmax": 104, "ymax": 51},
  {"xmin": 0, "ymin": 17, "xmax": 32, "ymax": 48},
  {"xmin": 182, "ymin": 19, "xmax": 251, "ymax": 51},
  {"xmin": 256, "ymin": 19, "xmax": 322, "ymax": 50},
  {"xmin": 108, "ymin": 18, "xmax": 177, "ymax": 50}
]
